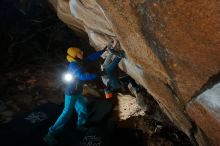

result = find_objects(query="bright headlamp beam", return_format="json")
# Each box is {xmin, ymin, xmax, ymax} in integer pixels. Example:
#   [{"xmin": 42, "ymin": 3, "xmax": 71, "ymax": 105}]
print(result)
[{"xmin": 64, "ymin": 73, "xmax": 73, "ymax": 82}]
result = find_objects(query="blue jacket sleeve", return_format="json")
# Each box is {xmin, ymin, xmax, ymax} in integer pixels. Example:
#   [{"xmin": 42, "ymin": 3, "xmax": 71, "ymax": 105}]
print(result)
[
  {"xmin": 68, "ymin": 62, "xmax": 97, "ymax": 81},
  {"xmin": 84, "ymin": 50, "xmax": 105, "ymax": 63}
]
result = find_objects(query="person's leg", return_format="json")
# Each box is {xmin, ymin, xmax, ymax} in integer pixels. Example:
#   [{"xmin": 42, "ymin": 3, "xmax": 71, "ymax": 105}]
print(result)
[
  {"xmin": 102, "ymin": 52, "xmax": 113, "ymax": 69},
  {"xmin": 105, "ymin": 56, "xmax": 122, "ymax": 90},
  {"xmin": 74, "ymin": 95, "xmax": 88, "ymax": 127},
  {"xmin": 101, "ymin": 53, "xmax": 114, "ymax": 87},
  {"xmin": 108, "ymin": 75, "xmax": 121, "ymax": 90},
  {"xmin": 44, "ymin": 95, "xmax": 77, "ymax": 145},
  {"xmin": 48, "ymin": 94, "xmax": 77, "ymax": 134},
  {"xmin": 106, "ymin": 56, "xmax": 121, "ymax": 72}
]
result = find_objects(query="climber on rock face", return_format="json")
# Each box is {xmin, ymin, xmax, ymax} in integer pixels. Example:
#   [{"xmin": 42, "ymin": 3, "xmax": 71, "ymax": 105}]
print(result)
[
  {"xmin": 44, "ymin": 47, "xmax": 106, "ymax": 145},
  {"xmin": 101, "ymin": 39, "xmax": 126, "ymax": 99}
]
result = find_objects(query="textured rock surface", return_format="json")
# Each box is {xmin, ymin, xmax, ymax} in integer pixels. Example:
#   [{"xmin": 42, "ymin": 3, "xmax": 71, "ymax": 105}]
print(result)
[
  {"xmin": 48, "ymin": 0, "xmax": 114, "ymax": 48},
  {"xmin": 187, "ymin": 83, "xmax": 220, "ymax": 146},
  {"xmin": 48, "ymin": 0, "xmax": 220, "ymax": 145}
]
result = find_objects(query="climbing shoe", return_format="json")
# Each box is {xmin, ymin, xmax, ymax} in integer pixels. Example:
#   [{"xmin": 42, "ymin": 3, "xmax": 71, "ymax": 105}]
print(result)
[
  {"xmin": 104, "ymin": 88, "xmax": 113, "ymax": 99},
  {"xmin": 43, "ymin": 133, "xmax": 58, "ymax": 146}
]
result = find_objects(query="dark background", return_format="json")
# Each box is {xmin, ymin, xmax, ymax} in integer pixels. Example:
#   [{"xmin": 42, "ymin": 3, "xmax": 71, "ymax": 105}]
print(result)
[
  {"xmin": 0, "ymin": 0, "xmax": 92, "ymax": 73},
  {"xmin": 0, "ymin": 0, "xmax": 98, "ymax": 116}
]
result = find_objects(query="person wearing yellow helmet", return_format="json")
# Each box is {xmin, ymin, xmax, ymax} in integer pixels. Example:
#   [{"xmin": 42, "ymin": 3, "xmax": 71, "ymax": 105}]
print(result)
[
  {"xmin": 44, "ymin": 46, "xmax": 106, "ymax": 145},
  {"xmin": 66, "ymin": 47, "xmax": 85, "ymax": 62}
]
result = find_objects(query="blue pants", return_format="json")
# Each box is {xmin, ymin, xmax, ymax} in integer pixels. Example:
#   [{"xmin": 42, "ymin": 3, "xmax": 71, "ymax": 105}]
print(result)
[
  {"xmin": 102, "ymin": 53, "xmax": 122, "ymax": 90},
  {"xmin": 49, "ymin": 94, "xmax": 87, "ymax": 134}
]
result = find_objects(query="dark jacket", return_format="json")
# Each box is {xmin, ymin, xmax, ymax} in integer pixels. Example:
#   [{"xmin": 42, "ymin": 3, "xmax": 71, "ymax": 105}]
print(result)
[{"xmin": 65, "ymin": 50, "xmax": 104, "ymax": 95}]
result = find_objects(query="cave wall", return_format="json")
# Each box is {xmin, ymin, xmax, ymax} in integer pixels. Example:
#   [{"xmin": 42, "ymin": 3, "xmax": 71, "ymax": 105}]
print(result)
[{"xmin": 48, "ymin": 0, "xmax": 220, "ymax": 145}]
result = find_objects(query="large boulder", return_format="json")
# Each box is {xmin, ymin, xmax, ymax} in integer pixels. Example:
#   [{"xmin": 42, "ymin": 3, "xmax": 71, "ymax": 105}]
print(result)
[
  {"xmin": 48, "ymin": 0, "xmax": 220, "ymax": 145},
  {"xmin": 187, "ymin": 83, "xmax": 220, "ymax": 146}
]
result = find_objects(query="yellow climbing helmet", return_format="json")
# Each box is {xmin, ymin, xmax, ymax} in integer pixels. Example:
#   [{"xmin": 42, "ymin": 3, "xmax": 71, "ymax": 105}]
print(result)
[{"xmin": 66, "ymin": 47, "xmax": 81, "ymax": 62}]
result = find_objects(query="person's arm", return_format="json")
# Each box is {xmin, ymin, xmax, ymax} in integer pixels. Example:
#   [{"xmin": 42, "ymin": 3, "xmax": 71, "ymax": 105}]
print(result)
[
  {"xmin": 84, "ymin": 48, "xmax": 106, "ymax": 63},
  {"xmin": 84, "ymin": 39, "xmax": 117, "ymax": 62},
  {"xmin": 69, "ymin": 63, "xmax": 97, "ymax": 81},
  {"xmin": 112, "ymin": 39, "xmax": 117, "ymax": 48},
  {"xmin": 76, "ymin": 70, "xmax": 97, "ymax": 81},
  {"xmin": 107, "ymin": 39, "xmax": 117, "ymax": 49},
  {"xmin": 74, "ymin": 67, "xmax": 106, "ymax": 81}
]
